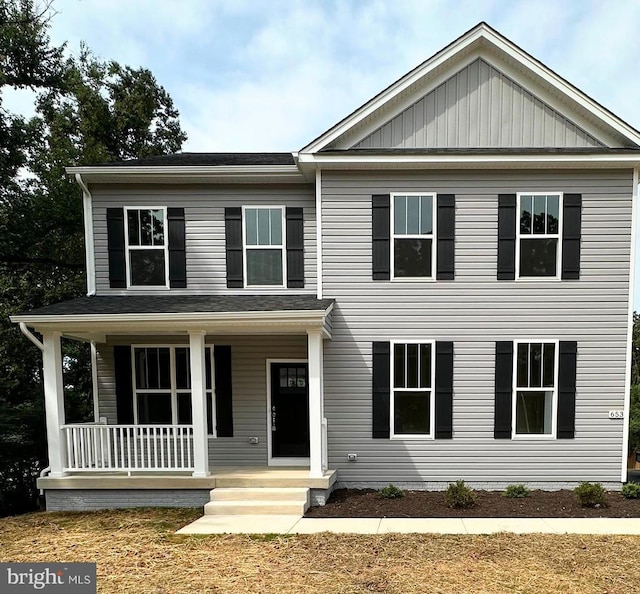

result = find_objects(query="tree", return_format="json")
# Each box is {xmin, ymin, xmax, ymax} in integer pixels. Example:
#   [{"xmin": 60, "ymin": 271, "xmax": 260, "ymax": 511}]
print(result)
[{"xmin": 0, "ymin": 0, "xmax": 186, "ymax": 515}]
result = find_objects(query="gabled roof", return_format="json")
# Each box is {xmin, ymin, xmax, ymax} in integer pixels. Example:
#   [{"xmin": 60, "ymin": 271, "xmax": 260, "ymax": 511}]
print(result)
[{"xmin": 300, "ymin": 22, "xmax": 640, "ymax": 153}]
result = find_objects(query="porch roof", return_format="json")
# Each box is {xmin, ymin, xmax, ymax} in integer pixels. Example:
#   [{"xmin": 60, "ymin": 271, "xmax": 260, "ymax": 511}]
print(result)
[{"xmin": 11, "ymin": 295, "xmax": 335, "ymax": 339}]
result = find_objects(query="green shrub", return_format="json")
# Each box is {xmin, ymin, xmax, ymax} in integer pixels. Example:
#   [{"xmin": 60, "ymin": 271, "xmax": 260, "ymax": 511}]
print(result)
[
  {"xmin": 574, "ymin": 482, "xmax": 608, "ymax": 507},
  {"xmin": 503, "ymin": 484, "xmax": 530, "ymax": 498},
  {"xmin": 379, "ymin": 484, "xmax": 405, "ymax": 499},
  {"xmin": 445, "ymin": 480, "xmax": 477, "ymax": 509},
  {"xmin": 621, "ymin": 482, "xmax": 640, "ymax": 499}
]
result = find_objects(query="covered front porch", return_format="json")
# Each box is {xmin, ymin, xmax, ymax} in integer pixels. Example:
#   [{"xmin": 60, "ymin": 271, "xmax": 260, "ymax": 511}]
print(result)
[{"xmin": 12, "ymin": 295, "xmax": 335, "ymax": 488}]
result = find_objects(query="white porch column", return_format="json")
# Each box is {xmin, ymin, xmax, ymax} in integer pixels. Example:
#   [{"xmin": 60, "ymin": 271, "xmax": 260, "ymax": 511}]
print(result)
[
  {"xmin": 42, "ymin": 332, "xmax": 66, "ymax": 477},
  {"xmin": 308, "ymin": 330, "xmax": 324, "ymax": 478},
  {"xmin": 189, "ymin": 331, "xmax": 209, "ymax": 477}
]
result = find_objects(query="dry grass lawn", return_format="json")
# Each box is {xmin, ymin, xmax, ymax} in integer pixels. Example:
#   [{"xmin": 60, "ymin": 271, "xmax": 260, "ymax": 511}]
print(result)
[{"xmin": 1, "ymin": 508, "xmax": 639, "ymax": 593}]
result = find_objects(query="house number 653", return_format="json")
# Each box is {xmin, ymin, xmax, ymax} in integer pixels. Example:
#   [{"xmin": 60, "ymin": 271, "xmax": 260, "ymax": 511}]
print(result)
[{"xmin": 608, "ymin": 410, "xmax": 624, "ymax": 419}]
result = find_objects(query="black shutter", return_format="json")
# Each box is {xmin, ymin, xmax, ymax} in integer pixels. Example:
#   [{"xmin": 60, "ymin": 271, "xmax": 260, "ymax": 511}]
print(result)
[
  {"xmin": 435, "ymin": 341, "xmax": 454, "ymax": 439},
  {"xmin": 113, "ymin": 345, "xmax": 134, "ymax": 424},
  {"xmin": 372, "ymin": 195, "xmax": 390, "ymax": 280},
  {"xmin": 436, "ymin": 195, "xmax": 455, "ymax": 280},
  {"xmin": 167, "ymin": 207, "xmax": 186, "ymax": 288},
  {"xmin": 372, "ymin": 341, "xmax": 390, "ymax": 438},
  {"xmin": 497, "ymin": 194, "xmax": 516, "ymax": 280},
  {"xmin": 214, "ymin": 345, "xmax": 233, "ymax": 437},
  {"xmin": 557, "ymin": 341, "xmax": 577, "ymax": 439},
  {"xmin": 494, "ymin": 341, "xmax": 513, "ymax": 439},
  {"xmin": 107, "ymin": 208, "xmax": 126, "ymax": 288},
  {"xmin": 562, "ymin": 194, "xmax": 582, "ymax": 280},
  {"xmin": 225, "ymin": 208, "xmax": 243, "ymax": 288},
  {"xmin": 286, "ymin": 207, "xmax": 304, "ymax": 288}
]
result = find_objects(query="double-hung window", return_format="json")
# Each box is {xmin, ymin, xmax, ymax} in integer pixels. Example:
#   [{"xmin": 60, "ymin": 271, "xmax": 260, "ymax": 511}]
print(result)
[
  {"xmin": 125, "ymin": 207, "xmax": 169, "ymax": 287},
  {"xmin": 133, "ymin": 346, "xmax": 214, "ymax": 430},
  {"xmin": 392, "ymin": 193, "xmax": 435, "ymax": 279},
  {"xmin": 391, "ymin": 341, "xmax": 434, "ymax": 437},
  {"xmin": 517, "ymin": 193, "xmax": 561, "ymax": 278},
  {"xmin": 513, "ymin": 341, "xmax": 558, "ymax": 437},
  {"xmin": 243, "ymin": 207, "xmax": 285, "ymax": 286}
]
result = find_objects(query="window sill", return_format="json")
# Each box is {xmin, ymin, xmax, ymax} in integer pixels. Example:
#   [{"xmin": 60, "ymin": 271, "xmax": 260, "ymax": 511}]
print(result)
[
  {"xmin": 511, "ymin": 434, "xmax": 556, "ymax": 441},
  {"xmin": 126, "ymin": 285, "xmax": 171, "ymax": 291},
  {"xmin": 390, "ymin": 434, "xmax": 435, "ymax": 441}
]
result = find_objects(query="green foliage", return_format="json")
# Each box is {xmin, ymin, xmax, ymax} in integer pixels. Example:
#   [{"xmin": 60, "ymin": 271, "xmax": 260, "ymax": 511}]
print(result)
[
  {"xmin": 0, "ymin": 0, "xmax": 186, "ymax": 516},
  {"xmin": 503, "ymin": 484, "xmax": 530, "ymax": 498},
  {"xmin": 444, "ymin": 480, "xmax": 477, "ymax": 509},
  {"xmin": 621, "ymin": 482, "xmax": 640, "ymax": 499},
  {"xmin": 573, "ymin": 482, "xmax": 608, "ymax": 508},
  {"xmin": 379, "ymin": 484, "xmax": 405, "ymax": 499}
]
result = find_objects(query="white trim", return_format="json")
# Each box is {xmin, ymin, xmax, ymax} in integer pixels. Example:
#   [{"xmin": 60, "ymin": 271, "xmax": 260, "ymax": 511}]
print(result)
[
  {"xmin": 300, "ymin": 23, "xmax": 640, "ymax": 153},
  {"xmin": 515, "ymin": 192, "xmax": 563, "ymax": 280},
  {"xmin": 75, "ymin": 174, "xmax": 96, "ymax": 296},
  {"xmin": 266, "ymin": 358, "xmax": 309, "ymax": 467},
  {"xmin": 67, "ymin": 164, "xmax": 302, "ymax": 177},
  {"xmin": 622, "ymin": 167, "xmax": 638, "ymax": 482},
  {"xmin": 12, "ymin": 309, "xmax": 331, "ymax": 325},
  {"xmin": 390, "ymin": 192, "xmax": 437, "ymax": 281},
  {"xmin": 297, "ymin": 153, "xmax": 640, "ymax": 168},
  {"xmin": 90, "ymin": 341, "xmax": 99, "ymax": 422},
  {"xmin": 389, "ymin": 340, "xmax": 436, "ymax": 440},
  {"xmin": 241, "ymin": 205, "xmax": 286, "ymax": 288},
  {"xmin": 316, "ymin": 169, "xmax": 323, "ymax": 299},
  {"xmin": 511, "ymin": 339, "xmax": 559, "ymax": 440},
  {"xmin": 123, "ymin": 206, "xmax": 170, "ymax": 289}
]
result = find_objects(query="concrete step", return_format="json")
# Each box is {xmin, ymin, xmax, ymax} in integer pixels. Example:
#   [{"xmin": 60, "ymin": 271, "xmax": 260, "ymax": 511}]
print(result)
[
  {"xmin": 213, "ymin": 475, "xmax": 332, "ymax": 489},
  {"xmin": 204, "ymin": 499, "xmax": 309, "ymax": 516},
  {"xmin": 209, "ymin": 487, "xmax": 310, "ymax": 503}
]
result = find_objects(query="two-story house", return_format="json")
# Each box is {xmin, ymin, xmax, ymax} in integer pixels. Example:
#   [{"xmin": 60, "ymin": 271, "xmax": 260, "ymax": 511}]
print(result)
[{"xmin": 12, "ymin": 22, "xmax": 640, "ymax": 512}]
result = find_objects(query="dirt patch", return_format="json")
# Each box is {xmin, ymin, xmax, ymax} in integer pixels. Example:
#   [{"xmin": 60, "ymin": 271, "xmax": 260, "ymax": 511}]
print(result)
[{"xmin": 305, "ymin": 488, "xmax": 640, "ymax": 518}]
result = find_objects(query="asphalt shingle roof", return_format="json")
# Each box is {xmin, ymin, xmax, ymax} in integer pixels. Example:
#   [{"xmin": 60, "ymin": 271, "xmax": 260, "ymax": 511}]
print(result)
[
  {"xmin": 20, "ymin": 295, "xmax": 334, "ymax": 317},
  {"xmin": 95, "ymin": 153, "xmax": 295, "ymax": 167}
]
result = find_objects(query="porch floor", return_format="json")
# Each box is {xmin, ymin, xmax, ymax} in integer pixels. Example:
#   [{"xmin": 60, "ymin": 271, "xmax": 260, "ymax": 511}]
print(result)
[{"xmin": 37, "ymin": 467, "xmax": 337, "ymax": 491}]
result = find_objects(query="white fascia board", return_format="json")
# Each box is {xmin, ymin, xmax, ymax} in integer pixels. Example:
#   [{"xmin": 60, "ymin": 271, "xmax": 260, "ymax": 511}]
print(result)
[
  {"xmin": 65, "ymin": 165, "xmax": 306, "ymax": 182},
  {"xmin": 298, "ymin": 153, "xmax": 640, "ymax": 169},
  {"xmin": 11, "ymin": 309, "xmax": 330, "ymax": 325},
  {"xmin": 300, "ymin": 23, "xmax": 640, "ymax": 154}
]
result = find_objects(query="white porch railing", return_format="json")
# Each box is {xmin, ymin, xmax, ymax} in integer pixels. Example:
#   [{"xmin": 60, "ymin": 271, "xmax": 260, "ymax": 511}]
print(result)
[{"xmin": 62, "ymin": 424, "xmax": 194, "ymax": 472}]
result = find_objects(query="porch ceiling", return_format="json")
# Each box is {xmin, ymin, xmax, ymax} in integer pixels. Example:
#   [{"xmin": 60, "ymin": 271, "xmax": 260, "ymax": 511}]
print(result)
[{"xmin": 11, "ymin": 295, "xmax": 335, "ymax": 341}]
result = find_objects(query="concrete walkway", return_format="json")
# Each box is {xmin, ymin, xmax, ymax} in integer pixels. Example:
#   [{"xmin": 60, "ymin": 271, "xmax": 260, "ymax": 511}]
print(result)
[{"xmin": 177, "ymin": 515, "xmax": 640, "ymax": 535}]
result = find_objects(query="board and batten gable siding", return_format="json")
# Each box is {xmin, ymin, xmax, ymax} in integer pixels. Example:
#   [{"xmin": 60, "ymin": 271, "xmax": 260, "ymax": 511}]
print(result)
[
  {"xmin": 321, "ymin": 169, "xmax": 632, "ymax": 486},
  {"xmin": 95, "ymin": 335, "xmax": 307, "ymax": 467},
  {"xmin": 353, "ymin": 58, "xmax": 604, "ymax": 149},
  {"xmin": 91, "ymin": 184, "xmax": 316, "ymax": 295}
]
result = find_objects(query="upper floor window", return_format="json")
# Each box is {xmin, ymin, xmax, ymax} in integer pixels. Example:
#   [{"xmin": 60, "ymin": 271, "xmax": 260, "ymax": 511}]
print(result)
[
  {"xmin": 243, "ymin": 207, "xmax": 285, "ymax": 286},
  {"xmin": 125, "ymin": 207, "xmax": 169, "ymax": 287},
  {"xmin": 391, "ymin": 341, "xmax": 434, "ymax": 437},
  {"xmin": 514, "ymin": 341, "xmax": 557, "ymax": 437},
  {"xmin": 391, "ymin": 193, "xmax": 435, "ymax": 279},
  {"xmin": 517, "ymin": 193, "xmax": 561, "ymax": 278}
]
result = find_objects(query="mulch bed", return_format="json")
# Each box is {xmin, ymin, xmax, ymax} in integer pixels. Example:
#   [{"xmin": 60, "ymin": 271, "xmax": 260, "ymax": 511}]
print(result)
[{"xmin": 305, "ymin": 488, "xmax": 640, "ymax": 518}]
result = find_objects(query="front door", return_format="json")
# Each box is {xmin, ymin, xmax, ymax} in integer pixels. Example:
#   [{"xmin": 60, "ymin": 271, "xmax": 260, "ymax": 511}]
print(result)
[{"xmin": 270, "ymin": 363, "xmax": 309, "ymax": 458}]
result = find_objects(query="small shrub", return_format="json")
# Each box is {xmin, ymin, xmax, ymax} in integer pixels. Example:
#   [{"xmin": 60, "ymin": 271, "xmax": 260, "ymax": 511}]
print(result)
[
  {"xmin": 445, "ymin": 480, "xmax": 477, "ymax": 509},
  {"xmin": 379, "ymin": 484, "xmax": 405, "ymax": 499},
  {"xmin": 621, "ymin": 482, "xmax": 640, "ymax": 499},
  {"xmin": 503, "ymin": 484, "xmax": 530, "ymax": 499},
  {"xmin": 574, "ymin": 482, "xmax": 608, "ymax": 507}
]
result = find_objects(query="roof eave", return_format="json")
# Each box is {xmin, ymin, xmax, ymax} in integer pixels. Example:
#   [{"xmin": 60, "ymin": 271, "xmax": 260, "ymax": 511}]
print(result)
[{"xmin": 298, "ymin": 152, "xmax": 640, "ymax": 169}]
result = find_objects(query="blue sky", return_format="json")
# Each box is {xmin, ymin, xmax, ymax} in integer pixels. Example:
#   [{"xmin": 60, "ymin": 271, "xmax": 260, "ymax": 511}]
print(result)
[{"xmin": 5, "ymin": 0, "xmax": 640, "ymax": 304}]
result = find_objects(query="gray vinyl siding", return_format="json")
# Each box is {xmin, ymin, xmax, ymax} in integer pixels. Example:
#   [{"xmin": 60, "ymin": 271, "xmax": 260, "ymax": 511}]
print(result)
[
  {"xmin": 96, "ymin": 335, "xmax": 307, "ymax": 467},
  {"xmin": 92, "ymin": 184, "xmax": 316, "ymax": 295},
  {"xmin": 321, "ymin": 169, "xmax": 632, "ymax": 485},
  {"xmin": 353, "ymin": 59, "xmax": 603, "ymax": 149}
]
